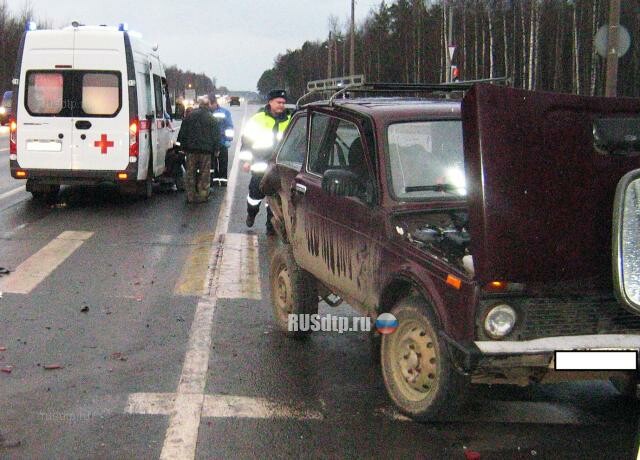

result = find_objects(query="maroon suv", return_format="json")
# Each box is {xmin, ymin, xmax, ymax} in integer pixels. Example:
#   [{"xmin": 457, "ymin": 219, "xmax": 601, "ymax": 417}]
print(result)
[{"xmin": 262, "ymin": 83, "xmax": 640, "ymax": 420}]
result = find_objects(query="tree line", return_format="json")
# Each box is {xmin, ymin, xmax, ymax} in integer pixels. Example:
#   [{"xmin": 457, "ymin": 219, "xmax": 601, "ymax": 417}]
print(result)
[
  {"xmin": 258, "ymin": 0, "xmax": 639, "ymax": 101},
  {"xmin": 0, "ymin": 1, "xmax": 215, "ymax": 102}
]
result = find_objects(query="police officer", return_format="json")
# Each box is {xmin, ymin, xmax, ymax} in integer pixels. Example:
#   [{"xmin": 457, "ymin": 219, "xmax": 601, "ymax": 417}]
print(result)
[
  {"xmin": 209, "ymin": 95, "xmax": 234, "ymax": 186},
  {"xmin": 176, "ymin": 94, "xmax": 220, "ymax": 203},
  {"xmin": 241, "ymin": 89, "xmax": 292, "ymax": 233}
]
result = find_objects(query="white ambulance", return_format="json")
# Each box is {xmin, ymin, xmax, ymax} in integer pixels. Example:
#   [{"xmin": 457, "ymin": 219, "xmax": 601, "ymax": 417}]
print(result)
[{"xmin": 8, "ymin": 22, "xmax": 175, "ymax": 199}]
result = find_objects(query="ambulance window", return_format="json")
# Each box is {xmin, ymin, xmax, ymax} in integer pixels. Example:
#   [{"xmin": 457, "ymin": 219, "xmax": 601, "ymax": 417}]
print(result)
[
  {"xmin": 26, "ymin": 72, "xmax": 63, "ymax": 115},
  {"xmin": 153, "ymin": 75, "xmax": 164, "ymax": 118},
  {"xmin": 81, "ymin": 73, "xmax": 120, "ymax": 116}
]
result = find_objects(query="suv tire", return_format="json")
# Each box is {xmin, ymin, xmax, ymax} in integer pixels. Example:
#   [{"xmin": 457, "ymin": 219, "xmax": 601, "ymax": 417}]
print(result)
[
  {"xmin": 380, "ymin": 295, "xmax": 468, "ymax": 421},
  {"xmin": 269, "ymin": 243, "xmax": 318, "ymax": 338}
]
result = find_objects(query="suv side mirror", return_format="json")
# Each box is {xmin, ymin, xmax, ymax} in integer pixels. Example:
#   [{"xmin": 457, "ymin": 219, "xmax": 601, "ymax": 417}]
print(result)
[
  {"xmin": 612, "ymin": 168, "xmax": 640, "ymax": 315},
  {"xmin": 321, "ymin": 169, "xmax": 364, "ymax": 197}
]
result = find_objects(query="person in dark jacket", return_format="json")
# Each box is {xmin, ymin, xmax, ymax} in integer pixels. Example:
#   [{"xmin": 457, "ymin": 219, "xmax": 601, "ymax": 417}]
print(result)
[
  {"xmin": 209, "ymin": 95, "xmax": 234, "ymax": 186},
  {"xmin": 177, "ymin": 95, "xmax": 220, "ymax": 203}
]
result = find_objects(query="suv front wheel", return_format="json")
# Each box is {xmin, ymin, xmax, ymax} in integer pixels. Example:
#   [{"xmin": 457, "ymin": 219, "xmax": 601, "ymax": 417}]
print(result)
[
  {"xmin": 380, "ymin": 295, "xmax": 468, "ymax": 421},
  {"xmin": 269, "ymin": 243, "xmax": 318, "ymax": 338}
]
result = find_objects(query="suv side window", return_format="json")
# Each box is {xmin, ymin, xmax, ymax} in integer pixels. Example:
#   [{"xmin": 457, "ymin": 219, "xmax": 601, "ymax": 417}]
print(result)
[
  {"xmin": 307, "ymin": 112, "xmax": 331, "ymax": 175},
  {"xmin": 308, "ymin": 113, "xmax": 374, "ymax": 202},
  {"xmin": 276, "ymin": 114, "xmax": 307, "ymax": 170}
]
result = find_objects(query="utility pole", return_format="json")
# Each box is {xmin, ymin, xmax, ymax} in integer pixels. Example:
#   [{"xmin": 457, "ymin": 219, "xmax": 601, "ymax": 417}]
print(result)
[
  {"xmin": 328, "ymin": 32, "xmax": 332, "ymax": 79},
  {"xmin": 350, "ymin": 0, "xmax": 355, "ymax": 76},
  {"xmin": 604, "ymin": 0, "xmax": 621, "ymax": 97}
]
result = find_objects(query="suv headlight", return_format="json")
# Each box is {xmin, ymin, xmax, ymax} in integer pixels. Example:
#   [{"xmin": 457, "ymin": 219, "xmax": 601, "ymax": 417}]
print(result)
[{"xmin": 483, "ymin": 304, "xmax": 517, "ymax": 339}]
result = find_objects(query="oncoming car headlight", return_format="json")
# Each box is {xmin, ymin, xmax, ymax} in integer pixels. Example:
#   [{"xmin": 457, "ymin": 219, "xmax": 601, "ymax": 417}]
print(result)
[
  {"xmin": 250, "ymin": 161, "xmax": 268, "ymax": 173},
  {"xmin": 0, "ymin": 107, "xmax": 6, "ymax": 115},
  {"xmin": 483, "ymin": 304, "xmax": 517, "ymax": 339}
]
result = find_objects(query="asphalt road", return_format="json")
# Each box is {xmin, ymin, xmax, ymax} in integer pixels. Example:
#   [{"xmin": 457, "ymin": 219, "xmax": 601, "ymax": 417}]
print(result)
[{"xmin": 0, "ymin": 107, "xmax": 638, "ymax": 459}]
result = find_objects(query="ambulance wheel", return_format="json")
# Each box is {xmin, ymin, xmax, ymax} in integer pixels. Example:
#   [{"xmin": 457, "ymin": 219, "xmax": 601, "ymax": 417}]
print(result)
[
  {"xmin": 138, "ymin": 156, "xmax": 154, "ymax": 199},
  {"xmin": 30, "ymin": 184, "xmax": 59, "ymax": 203}
]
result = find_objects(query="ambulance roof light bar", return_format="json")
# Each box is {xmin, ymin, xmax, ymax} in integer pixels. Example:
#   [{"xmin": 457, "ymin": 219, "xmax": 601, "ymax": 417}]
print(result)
[{"xmin": 25, "ymin": 20, "xmax": 37, "ymax": 31}]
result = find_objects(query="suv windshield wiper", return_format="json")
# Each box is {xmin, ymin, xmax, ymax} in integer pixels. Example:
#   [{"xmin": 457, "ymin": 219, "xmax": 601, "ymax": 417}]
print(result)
[{"xmin": 405, "ymin": 184, "xmax": 460, "ymax": 193}]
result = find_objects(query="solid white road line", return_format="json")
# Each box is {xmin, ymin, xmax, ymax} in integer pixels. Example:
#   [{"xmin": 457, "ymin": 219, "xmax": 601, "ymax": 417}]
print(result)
[
  {"xmin": 0, "ymin": 185, "xmax": 26, "ymax": 201},
  {"xmin": 158, "ymin": 104, "xmax": 249, "ymax": 460},
  {"xmin": 0, "ymin": 230, "xmax": 93, "ymax": 294}
]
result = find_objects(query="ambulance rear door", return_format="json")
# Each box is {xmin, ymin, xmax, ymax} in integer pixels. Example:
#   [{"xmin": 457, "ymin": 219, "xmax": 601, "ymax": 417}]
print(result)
[
  {"xmin": 71, "ymin": 30, "xmax": 129, "ymax": 171},
  {"xmin": 18, "ymin": 31, "xmax": 75, "ymax": 170}
]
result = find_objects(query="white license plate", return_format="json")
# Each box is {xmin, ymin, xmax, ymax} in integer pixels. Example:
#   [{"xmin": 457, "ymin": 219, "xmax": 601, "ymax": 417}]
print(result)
[
  {"xmin": 26, "ymin": 140, "xmax": 62, "ymax": 152},
  {"xmin": 554, "ymin": 350, "xmax": 638, "ymax": 371}
]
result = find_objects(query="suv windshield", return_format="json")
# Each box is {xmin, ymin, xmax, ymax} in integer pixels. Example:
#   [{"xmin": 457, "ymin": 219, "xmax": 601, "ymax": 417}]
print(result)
[{"xmin": 387, "ymin": 120, "xmax": 465, "ymax": 200}]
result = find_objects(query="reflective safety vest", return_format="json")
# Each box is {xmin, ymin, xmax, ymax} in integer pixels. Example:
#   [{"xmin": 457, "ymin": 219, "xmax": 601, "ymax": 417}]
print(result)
[{"xmin": 241, "ymin": 109, "xmax": 292, "ymax": 154}]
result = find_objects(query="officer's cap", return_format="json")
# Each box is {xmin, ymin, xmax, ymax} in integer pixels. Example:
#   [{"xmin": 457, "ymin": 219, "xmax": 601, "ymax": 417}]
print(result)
[{"xmin": 268, "ymin": 89, "xmax": 287, "ymax": 101}]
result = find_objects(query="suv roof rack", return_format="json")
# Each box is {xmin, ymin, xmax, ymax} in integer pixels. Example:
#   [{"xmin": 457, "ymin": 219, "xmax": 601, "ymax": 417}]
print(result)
[
  {"xmin": 297, "ymin": 75, "xmax": 366, "ymax": 108},
  {"xmin": 296, "ymin": 77, "xmax": 509, "ymax": 108}
]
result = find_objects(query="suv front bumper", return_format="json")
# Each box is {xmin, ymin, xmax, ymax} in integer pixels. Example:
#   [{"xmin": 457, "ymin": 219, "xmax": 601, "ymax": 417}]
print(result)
[{"xmin": 445, "ymin": 333, "xmax": 640, "ymax": 374}]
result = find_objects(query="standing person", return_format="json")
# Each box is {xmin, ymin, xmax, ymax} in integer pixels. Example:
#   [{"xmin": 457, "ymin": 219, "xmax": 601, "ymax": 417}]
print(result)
[
  {"xmin": 241, "ymin": 89, "xmax": 292, "ymax": 233},
  {"xmin": 176, "ymin": 94, "xmax": 220, "ymax": 203},
  {"xmin": 209, "ymin": 95, "xmax": 234, "ymax": 186}
]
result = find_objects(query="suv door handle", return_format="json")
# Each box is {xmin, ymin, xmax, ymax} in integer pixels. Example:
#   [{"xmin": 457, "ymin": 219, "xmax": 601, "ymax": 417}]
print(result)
[
  {"xmin": 294, "ymin": 183, "xmax": 307, "ymax": 195},
  {"xmin": 75, "ymin": 120, "xmax": 92, "ymax": 130}
]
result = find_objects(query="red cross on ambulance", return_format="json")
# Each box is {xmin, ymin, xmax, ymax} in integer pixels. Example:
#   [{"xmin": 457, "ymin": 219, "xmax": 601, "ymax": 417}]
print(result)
[{"xmin": 94, "ymin": 134, "xmax": 114, "ymax": 154}]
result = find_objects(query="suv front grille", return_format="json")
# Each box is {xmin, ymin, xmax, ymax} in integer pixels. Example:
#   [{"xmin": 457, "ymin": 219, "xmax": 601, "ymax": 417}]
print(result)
[{"xmin": 478, "ymin": 297, "xmax": 640, "ymax": 341}]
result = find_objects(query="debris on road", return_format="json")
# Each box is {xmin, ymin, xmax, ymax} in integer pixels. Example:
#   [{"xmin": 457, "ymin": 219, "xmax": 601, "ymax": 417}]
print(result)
[
  {"xmin": 43, "ymin": 363, "xmax": 63, "ymax": 370},
  {"xmin": 0, "ymin": 346, "xmax": 6, "ymax": 352},
  {"xmin": 1, "ymin": 366, "xmax": 13, "ymax": 374},
  {"xmin": 80, "ymin": 305, "xmax": 89, "ymax": 313},
  {"xmin": 0, "ymin": 431, "xmax": 22, "ymax": 449},
  {"xmin": 0, "ymin": 267, "xmax": 11, "ymax": 277},
  {"xmin": 110, "ymin": 352, "xmax": 127, "ymax": 361},
  {"xmin": 463, "ymin": 449, "xmax": 481, "ymax": 460}
]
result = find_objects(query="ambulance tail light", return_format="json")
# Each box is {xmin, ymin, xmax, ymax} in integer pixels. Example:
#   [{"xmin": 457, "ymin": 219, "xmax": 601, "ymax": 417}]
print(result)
[
  {"xmin": 129, "ymin": 119, "xmax": 139, "ymax": 161},
  {"xmin": 9, "ymin": 118, "xmax": 17, "ymax": 157}
]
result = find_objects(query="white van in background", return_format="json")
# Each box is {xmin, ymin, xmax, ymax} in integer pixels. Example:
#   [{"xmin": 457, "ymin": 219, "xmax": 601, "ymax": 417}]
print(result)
[{"xmin": 9, "ymin": 22, "xmax": 174, "ymax": 199}]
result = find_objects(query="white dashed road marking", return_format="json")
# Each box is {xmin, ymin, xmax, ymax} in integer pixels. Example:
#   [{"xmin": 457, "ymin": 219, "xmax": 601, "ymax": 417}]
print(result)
[
  {"xmin": 0, "ymin": 230, "xmax": 93, "ymax": 294},
  {"xmin": 0, "ymin": 185, "xmax": 25, "ymax": 201}
]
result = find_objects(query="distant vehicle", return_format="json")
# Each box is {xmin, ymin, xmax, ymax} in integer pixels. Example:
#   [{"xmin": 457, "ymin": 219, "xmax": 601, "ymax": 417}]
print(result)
[
  {"xmin": 229, "ymin": 96, "xmax": 240, "ymax": 106},
  {"xmin": 262, "ymin": 80, "xmax": 640, "ymax": 421},
  {"xmin": 9, "ymin": 22, "xmax": 176, "ymax": 200},
  {"xmin": 0, "ymin": 90, "xmax": 12, "ymax": 125}
]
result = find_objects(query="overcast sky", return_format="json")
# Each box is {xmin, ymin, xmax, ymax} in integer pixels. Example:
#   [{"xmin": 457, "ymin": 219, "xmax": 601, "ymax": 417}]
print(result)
[{"xmin": 6, "ymin": 0, "xmax": 383, "ymax": 91}]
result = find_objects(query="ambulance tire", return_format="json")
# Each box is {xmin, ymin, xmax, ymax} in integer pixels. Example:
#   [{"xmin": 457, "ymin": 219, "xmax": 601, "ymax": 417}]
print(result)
[
  {"xmin": 138, "ymin": 156, "xmax": 154, "ymax": 199},
  {"xmin": 30, "ymin": 184, "xmax": 59, "ymax": 203}
]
